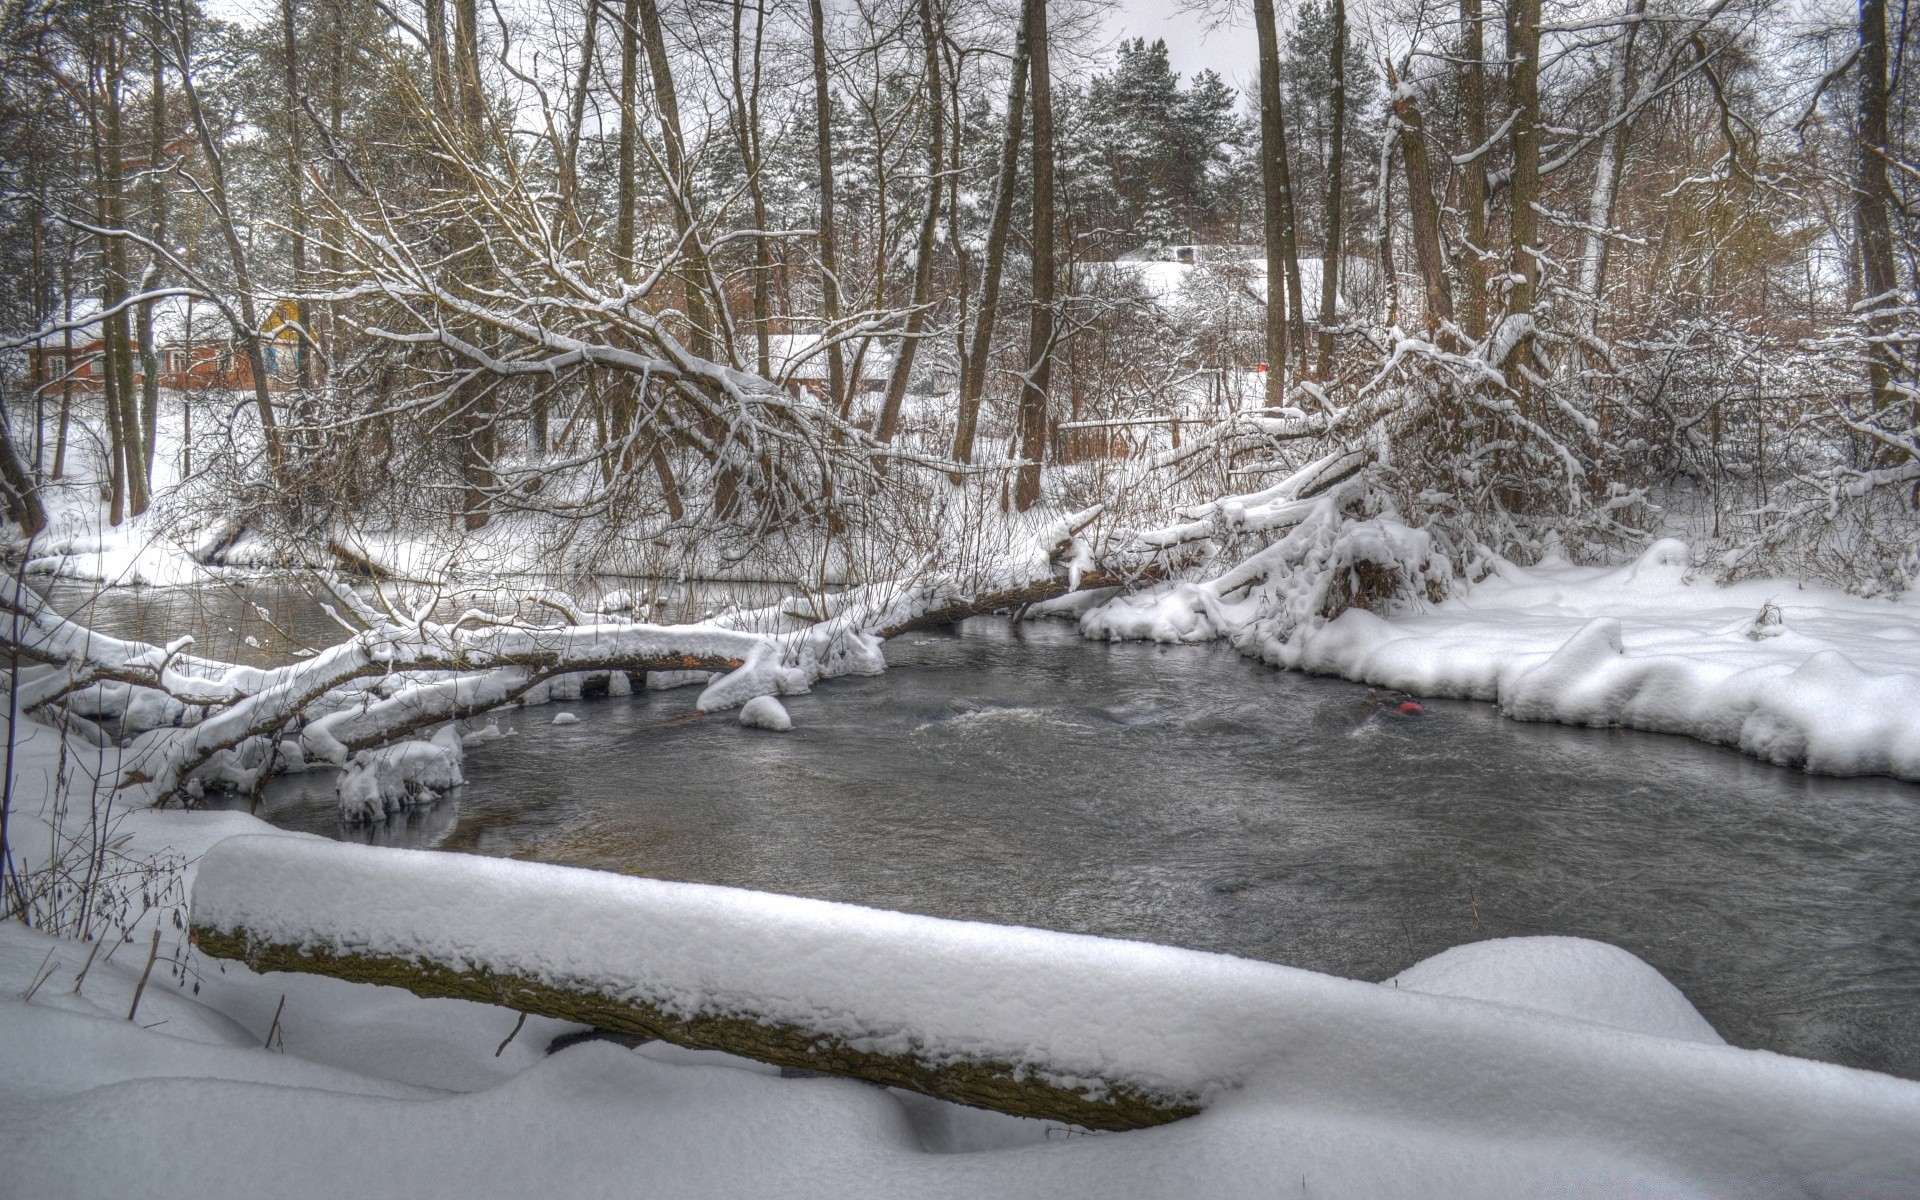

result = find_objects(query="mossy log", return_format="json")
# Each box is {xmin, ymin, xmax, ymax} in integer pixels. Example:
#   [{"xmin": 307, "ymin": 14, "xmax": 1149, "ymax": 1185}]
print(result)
[{"xmin": 191, "ymin": 925, "xmax": 1200, "ymax": 1131}]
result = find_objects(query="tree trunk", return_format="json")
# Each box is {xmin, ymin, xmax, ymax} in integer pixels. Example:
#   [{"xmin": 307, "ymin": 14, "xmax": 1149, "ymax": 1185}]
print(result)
[
  {"xmin": 1014, "ymin": 0, "xmax": 1054, "ymax": 512},
  {"xmin": 173, "ymin": 5, "xmax": 286, "ymax": 476},
  {"xmin": 560, "ymin": 0, "xmax": 598, "ymax": 220},
  {"xmin": 809, "ymin": 0, "xmax": 847, "ymax": 414},
  {"xmin": 423, "ymin": 0, "xmax": 452, "ymax": 114},
  {"xmin": 1315, "ymin": 0, "xmax": 1347, "ymax": 379},
  {"xmin": 876, "ymin": 0, "xmax": 945, "ymax": 446},
  {"xmin": 1855, "ymin": 0, "xmax": 1899, "ymax": 418},
  {"xmin": 140, "ymin": 11, "xmax": 167, "ymax": 484},
  {"xmin": 1457, "ymin": 0, "xmax": 1490, "ymax": 341},
  {"xmin": 0, "ymin": 394, "xmax": 49, "ymax": 537},
  {"xmin": 638, "ymin": 0, "xmax": 715, "ymax": 363},
  {"xmin": 452, "ymin": 0, "xmax": 496, "ymax": 531},
  {"xmin": 52, "ymin": 257, "xmax": 73, "ymax": 480},
  {"xmin": 280, "ymin": 0, "xmax": 311, "ymax": 393},
  {"xmin": 951, "ymin": 15, "xmax": 1030, "ymax": 471},
  {"xmin": 101, "ymin": 40, "xmax": 149, "ymax": 517},
  {"xmin": 1252, "ymin": 0, "xmax": 1292, "ymax": 404},
  {"xmin": 615, "ymin": 0, "xmax": 640, "ymax": 281},
  {"xmin": 1505, "ymin": 0, "xmax": 1543, "ymax": 347},
  {"xmin": 1576, "ymin": 0, "xmax": 1647, "ymax": 326},
  {"xmin": 1386, "ymin": 59, "xmax": 1454, "ymax": 333},
  {"xmin": 728, "ymin": 0, "xmax": 771, "ymax": 378},
  {"xmin": 191, "ymin": 868, "xmax": 1198, "ymax": 1135}
]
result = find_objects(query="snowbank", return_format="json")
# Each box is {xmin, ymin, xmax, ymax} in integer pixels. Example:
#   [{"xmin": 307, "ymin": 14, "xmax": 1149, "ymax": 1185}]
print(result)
[
  {"xmin": 1088, "ymin": 534, "xmax": 1920, "ymax": 781},
  {"xmin": 181, "ymin": 835, "xmax": 1920, "ymax": 1193}
]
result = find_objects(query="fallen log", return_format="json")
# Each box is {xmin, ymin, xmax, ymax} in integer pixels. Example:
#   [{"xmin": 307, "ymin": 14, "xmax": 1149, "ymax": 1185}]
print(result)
[{"xmin": 190, "ymin": 836, "xmax": 1210, "ymax": 1130}]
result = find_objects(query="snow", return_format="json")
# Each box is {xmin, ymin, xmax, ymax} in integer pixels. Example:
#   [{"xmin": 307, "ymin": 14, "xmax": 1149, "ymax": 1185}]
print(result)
[
  {"xmin": 738, "ymin": 694, "xmax": 792, "ymax": 731},
  {"xmin": 335, "ymin": 726, "xmax": 466, "ymax": 822},
  {"xmin": 551, "ymin": 711, "xmax": 579, "ymax": 725},
  {"xmin": 1385, "ymin": 937, "xmax": 1726, "ymax": 1046},
  {"xmin": 1085, "ymin": 530, "xmax": 1920, "ymax": 782}
]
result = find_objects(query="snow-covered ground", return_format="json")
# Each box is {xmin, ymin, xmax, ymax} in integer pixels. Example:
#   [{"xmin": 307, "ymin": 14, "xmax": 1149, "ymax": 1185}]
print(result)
[
  {"xmin": 1081, "ymin": 537, "xmax": 1920, "ymax": 782},
  {"xmin": 4, "ymin": 709, "xmax": 1920, "ymax": 1197}
]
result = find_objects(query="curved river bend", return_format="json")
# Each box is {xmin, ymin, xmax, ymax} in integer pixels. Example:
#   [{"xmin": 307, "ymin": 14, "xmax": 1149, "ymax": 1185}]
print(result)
[{"xmin": 232, "ymin": 618, "xmax": 1920, "ymax": 1081}]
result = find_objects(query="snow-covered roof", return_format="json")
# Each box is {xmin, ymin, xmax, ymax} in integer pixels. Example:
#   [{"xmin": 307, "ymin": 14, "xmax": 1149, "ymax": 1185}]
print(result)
[
  {"xmin": 25, "ymin": 295, "xmax": 219, "ymax": 346},
  {"xmin": 16, "ymin": 295, "xmax": 299, "ymax": 345},
  {"xmin": 757, "ymin": 333, "xmax": 891, "ymax": 383}
]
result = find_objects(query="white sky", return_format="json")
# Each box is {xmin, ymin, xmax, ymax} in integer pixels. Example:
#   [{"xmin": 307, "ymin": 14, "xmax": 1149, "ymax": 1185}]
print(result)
[{"xmin": 1101, "ymin": 0, "xmax": 1260, "ymax": 90}]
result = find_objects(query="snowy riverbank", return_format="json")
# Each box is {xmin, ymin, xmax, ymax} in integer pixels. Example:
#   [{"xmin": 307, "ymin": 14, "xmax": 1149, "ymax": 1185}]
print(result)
[
  {"xmin": 1078, "ymin": 536, "xmax": 1920, "ymax": 782},
  {"xmin": 4, "ymin": 706, "xmax": 1920, "ymax": 1197}
]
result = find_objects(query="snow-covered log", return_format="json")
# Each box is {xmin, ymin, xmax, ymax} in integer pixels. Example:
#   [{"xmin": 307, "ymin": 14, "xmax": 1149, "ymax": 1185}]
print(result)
[{"xmin": 191, "ymin": 837, "xmax": 1204, "ymax": 1130}]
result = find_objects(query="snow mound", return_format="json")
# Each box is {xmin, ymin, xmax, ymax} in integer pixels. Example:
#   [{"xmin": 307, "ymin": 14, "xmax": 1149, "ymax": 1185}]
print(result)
[
  {"xmin": 185, "ymin": 835, "xmax": 1920, "ymax": 1195},
  {"xmin": 336, "ymin": 726, "xmax": 465, "ymax": 822},
  {"xmin": 738, "ymin": 696, "xmax": 792, "ymax": 731},
  {"xmin": 551, "ymin": 712, "xmax": 580, "ymax": 726},
  {"xmin": 1385, "ymin": 937, "xmax": 1724, "ymax": 1045},
  {"xmin": 460, "ymin": 721, "xmax": 513, "ymax": 746}
]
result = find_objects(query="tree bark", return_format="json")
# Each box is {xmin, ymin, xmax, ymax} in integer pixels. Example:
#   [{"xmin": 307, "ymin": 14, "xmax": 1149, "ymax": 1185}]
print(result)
[
  {"xmin": 1251, "ymin": 0, "xmax": 1295, "ymax": 404},
  {"xmin": 875, "ymin": 0, "xmax": 945, "ymax": 446},
  {"xmin": 452, "ymin": 0, "xmax": 495, "ymax": 530},
  {"xmin": 1315, "ymin": 0, "xmax": 1348, "ymax": 379},
  {"xmin": 1385, "ymin": 59, "xmax": 1454, "ymax": 333},
  {"xmin": 1575, "ymin": 0, "xmax": 1647, "ymax": 321},
  {"xmin": 280, "ymin": 0, "xmax": 311, "ymax": 392},
  {"xmin": 1855, "ymin": 0, "xmax": 1899, "ymax": 418},
  {"xmin": 728, "ymin": 0, "xmax": 771, "ymax": 378},
  {"xmin": 615, "ymin": 0, "xmax": 640, "ymax": 281},
  {"xmin": 951, "ymin": 15, "xmax": 1030, "ymax": 471},
  {"xmin": 638, "ymin": 0, "xmax": 715, "ymax": 363},
  {"xmin": 172, "ymin": 4, "xmax": 286, "ymax": 477},
  {"xmin": 140, "ymin": 8, "xmax": 167, "ymax": 483},
  {"xmin": 423, "ymin": 0, "xmax": 452, "ymax": 114},
  {"xmin": 101, "ymin": 37, "xmax": 149, "ymax": 517},
  {"xmin": 1505, "ymin": 0, "xmax": 1543, "ymax": 344},
  {"xmin": 809, "ymin": 0, "xmax": 847, "ymax": 414},
  {"xmin": 1457, "ymin": 0, "xmax": 1490, "ymax": 340},
  {"xmin": 0, "ymin": 398, "xmax": 49, "ymax": 537},
  {"xmin": 1015, "ymin": 0, "xmax": 1054, "ymax": 512}
]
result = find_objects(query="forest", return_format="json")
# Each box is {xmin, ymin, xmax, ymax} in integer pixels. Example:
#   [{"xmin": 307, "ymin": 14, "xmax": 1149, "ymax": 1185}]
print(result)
[{"xmin": 0, "ymin": 0, "xmax": 1912, "ymax": 604}]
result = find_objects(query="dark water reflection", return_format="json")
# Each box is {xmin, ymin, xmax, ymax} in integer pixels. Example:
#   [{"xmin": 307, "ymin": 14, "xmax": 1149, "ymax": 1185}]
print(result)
[{"xmin": 238, "ymin": 618, "xmax": 1920, "ymax": 1081}]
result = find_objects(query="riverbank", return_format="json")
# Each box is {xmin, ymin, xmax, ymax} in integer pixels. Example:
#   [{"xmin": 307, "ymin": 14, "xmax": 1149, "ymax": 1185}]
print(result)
[
  {"xmin": 1078, "ymin": 536, "xmax": 1920, "ymax": 782},
  {"xmin": 4, "ymin": 706, "xmax": 1920, "ymax": 1196}
]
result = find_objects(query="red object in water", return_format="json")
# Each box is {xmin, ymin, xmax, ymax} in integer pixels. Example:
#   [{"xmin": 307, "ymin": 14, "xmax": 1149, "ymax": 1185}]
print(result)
[{"xmin": 1397, "ymin": 701, "xmax": 1425, "ymax": 715}]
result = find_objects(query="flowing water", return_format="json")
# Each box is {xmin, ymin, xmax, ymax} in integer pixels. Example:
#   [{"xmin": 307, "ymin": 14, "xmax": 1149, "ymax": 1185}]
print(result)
[{"xmin": 40, "ymin": 581, "xmax": 1920, "ymax": 1079}]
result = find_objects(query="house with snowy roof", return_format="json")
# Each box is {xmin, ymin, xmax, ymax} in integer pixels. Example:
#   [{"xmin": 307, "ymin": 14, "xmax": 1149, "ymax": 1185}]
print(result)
[
  {"xmin": 756, "ymin": 332, "xmax": 891, "ymax": 401},
  {"xmin": 19, "ymin": 295, "xmax": 315, "ymax": 395}
]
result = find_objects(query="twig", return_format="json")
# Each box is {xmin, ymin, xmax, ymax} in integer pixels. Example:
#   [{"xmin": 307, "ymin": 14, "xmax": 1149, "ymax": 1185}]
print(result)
[
  {"xmin": 265, "ymin": 993, "xmax": 287, "ymax": 1051},
  {"xmin": 495, "ymin": 1010, "xmax": 528, "ymax": 1057},
  {"xmin": 127, "ymin": 927, "xmax": 161, "ymax": 1021},
  {"xmin": 21, "ymin": 947, "xmax": 57, "ymax": 1002},
  {"xmin": 1468, "ymin": 886, "xmax": 1484, "ymax": 935},
  {"xmin": 71, "ymin": 936, "xmax": 103, "ymax": 994}
]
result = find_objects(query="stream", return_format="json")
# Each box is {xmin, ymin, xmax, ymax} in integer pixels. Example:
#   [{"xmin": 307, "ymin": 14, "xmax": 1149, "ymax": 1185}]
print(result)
[{"xmin": 41, "ymin": 579, "xmax": 1920, "ymax": 1080}]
